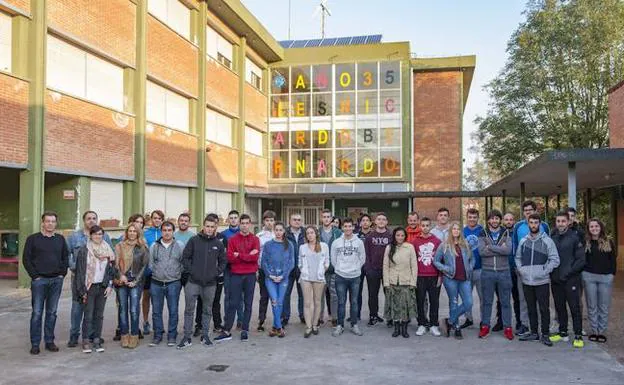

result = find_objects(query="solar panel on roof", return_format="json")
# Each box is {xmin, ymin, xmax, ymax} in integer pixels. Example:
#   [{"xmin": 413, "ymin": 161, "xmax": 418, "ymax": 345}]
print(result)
[
  {"xmin": 351, "ymin": 36, "xmax": 367, "ymax": 45},
  {"xmin": 279, "ymin": 40, "xmax": 294, "ymax": 48},
  {"xmin": 320, "ymin": 38, "xmax": 337, "ymax": 46},
  {"xmin": 336, "ymin": 36, "xmax": 352, "ymax": 45},
  {"xmin": 365, "ymin": 35, "xmax": 382, "ymax": 44},
  {"xmin": 291, "ymin": 40, "xmax": 308, "ymax": 48},
  {"xmin": 305, "ymin": 39, "xmax": 323, "ymax": 47}
]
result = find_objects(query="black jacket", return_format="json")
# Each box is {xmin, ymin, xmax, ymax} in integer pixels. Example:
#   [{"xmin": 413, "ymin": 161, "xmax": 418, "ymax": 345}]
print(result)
[
  {"xmin": 72, "ymin": 246, "xmax": 115, "ymax": 301},
  {"xmin": 551, "ymin": 229, "xmax": 585, "ymax": 283},
  {"xmin": 182, "ymin": 233, "xmax": 226, "ymax": 286},
  {"xmin": 286, "ymin": 226, "xmax": 306, "ymax": 272}
]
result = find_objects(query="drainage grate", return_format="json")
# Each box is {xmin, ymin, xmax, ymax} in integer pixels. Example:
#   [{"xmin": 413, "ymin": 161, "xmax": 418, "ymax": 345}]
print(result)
[{"xmin": 207, "ymin": 365, "xmax": 229, "ymax": 372}]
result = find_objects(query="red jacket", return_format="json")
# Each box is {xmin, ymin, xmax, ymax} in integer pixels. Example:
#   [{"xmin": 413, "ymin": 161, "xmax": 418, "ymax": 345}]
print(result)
[
  {"xmin": 411, "ymin": 234, "xmax": 442, "ymax": 277},
  {"xmin": 227, "ymin": 232, "xmax": 260, "ymax": 275},
  {"xmin": 406, "ymin": 225, "xmax": 422, "ymax": 243}
]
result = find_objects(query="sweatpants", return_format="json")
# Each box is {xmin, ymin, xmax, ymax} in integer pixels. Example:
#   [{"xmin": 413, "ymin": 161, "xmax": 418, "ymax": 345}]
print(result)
[
  {"xmin": 416, "ymin": 276, "xmax": 440, "ymax": 327},
  {"xmin": 183, "ymin": 282, "xmax": 216, "ymax": 339},
  {"xmin": 523, "ymin": 283, "xmax": 550, "ymax": 336},
  {"xmin": 551, "ymin": 275, "xmax": 582, "ymax": 336},
  {"xmin": 366, "ymin": 271, "xmax": 383, "ymax": 318}
]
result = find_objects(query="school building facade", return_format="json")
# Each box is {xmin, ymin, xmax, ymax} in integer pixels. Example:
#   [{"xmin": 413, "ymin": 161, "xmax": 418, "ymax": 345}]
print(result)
[{"xmin": 0, "ymin": 0, "xmax": 474, "ymax": 285}]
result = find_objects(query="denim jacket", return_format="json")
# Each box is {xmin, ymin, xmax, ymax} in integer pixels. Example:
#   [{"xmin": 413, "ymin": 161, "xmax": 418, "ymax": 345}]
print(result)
[{"xmin": 433, "ymin": 242, "xmax": 475, "ymax": 280}]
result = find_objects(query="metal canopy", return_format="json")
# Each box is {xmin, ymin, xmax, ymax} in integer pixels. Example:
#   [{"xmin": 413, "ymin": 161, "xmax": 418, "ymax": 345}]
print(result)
[{"xmin": 482, "ymin": 148, "xmax": 624, "ymax": 197}]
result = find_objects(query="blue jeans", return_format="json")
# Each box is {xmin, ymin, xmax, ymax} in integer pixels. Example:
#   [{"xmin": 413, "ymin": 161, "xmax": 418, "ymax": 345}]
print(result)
[
  {"xmin": 481, "ymin": 269, "xmax": 512, "ymax": 327},
  {"xmin": 30, "ymin": 276, "xmax": 64, "ymax": 347},
  {"xmin": 118, "ymin": 285, "xmax": 142, "ymax": 335},
  {"xmin": 224, "ymin": 273, "xmax": 256, "ymax": 331},
  {"xmin": 443, "ymin": 277, "xmax": 473, "ymax": 327},
  {"xmin": 223, "ymin": 268, "xmax": 244, "ymax": 324},
  {"xmin": 150, "ymin": 280, "xmax": 182, "ymax": 342},
  {"xmin": 335, "ymin": 274, "xmax": 360, "ymax": 327},
  {"xmin": 265, "ymin": 277, "xmax": 289, "ymax": 329},
  {"xmin": 69, "ymin": 298, "xmax": 87, "ymax": 341}
]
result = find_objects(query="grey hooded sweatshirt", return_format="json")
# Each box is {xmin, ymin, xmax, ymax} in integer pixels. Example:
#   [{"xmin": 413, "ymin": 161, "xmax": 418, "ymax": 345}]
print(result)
[{"xmin": 515, "ymin": 232, "xmax": 560, "ymax": 286}]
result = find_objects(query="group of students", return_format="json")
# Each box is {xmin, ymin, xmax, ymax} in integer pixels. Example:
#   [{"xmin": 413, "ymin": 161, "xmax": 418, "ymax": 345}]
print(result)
[{"xmin": 23, "ymin": 201, "xmax": 617, "ymax": 355}]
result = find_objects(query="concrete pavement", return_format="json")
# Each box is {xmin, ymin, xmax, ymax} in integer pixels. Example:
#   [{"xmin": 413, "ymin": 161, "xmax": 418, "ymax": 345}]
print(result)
[{"xmin": 0, "ymin": 279, "xmax": 622, "ymax": 385}]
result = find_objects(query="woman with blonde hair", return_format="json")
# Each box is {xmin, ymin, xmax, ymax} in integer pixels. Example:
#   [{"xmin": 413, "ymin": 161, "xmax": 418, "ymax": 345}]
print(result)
[
  {"xmin": 114, "ymin": 223, "xmax": 149, "ymax": 348},
  {"xmin": 298, "ymin": 226, "xmax": 330, "ymax": 337},
  {"xmin": 583, "ymin": 218, "xmax": 617, "ymax": 343},
  {"xmin": 434, "ymin": 221, "xmax": 474, "ymax": 339}
]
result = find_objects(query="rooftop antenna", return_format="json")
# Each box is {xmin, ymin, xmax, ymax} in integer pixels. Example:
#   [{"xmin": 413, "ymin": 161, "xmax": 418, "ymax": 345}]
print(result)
[
  {"xmin": 312, "ymin": 0, "xmax": 332, "ymax": 38},
  {"xmin": 288, "ymin": 0, "xmax": 292, "ymax": 40}
]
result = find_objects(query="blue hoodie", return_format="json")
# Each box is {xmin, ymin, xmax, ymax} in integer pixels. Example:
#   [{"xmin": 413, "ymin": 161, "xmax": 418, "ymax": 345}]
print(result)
[
  {"xmin": 221, "ymin": 226, "xmax": 240, "ymax": 241},
  {"xmin": 261, "ymin": 239, "xmax": 295, "ymax": 279},
  {"xmin": 144, "ymin": 226, "xmax": 162, "ymax": 247},
  {"xmin": 463, "ymin": 224, "xmax": 484, "ymax": 270},
  {"xmin": 512, "ymin": 219, "xmax": 550, "ymax": 254}
]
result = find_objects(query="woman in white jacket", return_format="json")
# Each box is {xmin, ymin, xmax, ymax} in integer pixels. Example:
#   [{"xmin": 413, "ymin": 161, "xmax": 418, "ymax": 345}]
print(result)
[{"xmin": 299, "ymin": 226, "xmax": 330, "ymax": 337}]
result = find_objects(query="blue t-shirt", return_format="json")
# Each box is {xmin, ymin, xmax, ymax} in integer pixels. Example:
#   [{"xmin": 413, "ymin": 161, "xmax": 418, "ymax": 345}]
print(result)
[
  {"xmin": 463, "ymin": 225, "xmax": 483, "ymax": 270},
  {"xmin": 174, "ymin": 229, "xmax": 195, "ymax": 246}
]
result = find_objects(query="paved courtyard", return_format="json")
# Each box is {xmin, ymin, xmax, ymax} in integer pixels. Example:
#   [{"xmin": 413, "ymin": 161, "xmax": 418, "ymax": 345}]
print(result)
[{"xmin": 0, "ymin": 278, "xmax": 622, "ymax": 385}]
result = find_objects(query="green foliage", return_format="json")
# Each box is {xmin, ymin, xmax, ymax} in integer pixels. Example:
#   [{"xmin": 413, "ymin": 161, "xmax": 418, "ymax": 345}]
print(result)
[{"xmin": 475, "ymin": 0, "xmax": 624, "ymax": 176}]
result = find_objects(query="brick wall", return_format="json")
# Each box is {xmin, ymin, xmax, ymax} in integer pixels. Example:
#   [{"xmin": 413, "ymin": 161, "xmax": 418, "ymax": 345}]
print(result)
[
  {"xmin": 48, "ymin": 0, "xmax": 136, "ymax": 66},
  {"xmin": 147, "ymin": 15, "xmax": 198, "ymax": 97},
  {"xmin": 412, "ymin": 70, "xmax": 463, "ymax": 218},
  {"xmin": 206, "ymin": 143, "xmax": 238, "ymax": 191},
  {"xmin": 45, "ymin": 91, "xmax": 135, "ymax": 178},
  {"xmin": 0, "ymin": 74, "xmax": 28, "ymax": 167},
  {"xmin": 608, "ymin": 83, "xmax": 624, "ymax": 148},
  {"xmin": 245, "ymin": 153, "xmax": 268, "ymax": 188},
  {"xmin": 3, "ymin": 0, "xmax": 29, "ymax": 13},
  {"xmin": 206, "ymin": 59, "xmax": 239, "ymax": 116},
  {"xmin": 146, "ymin": 123, "xmax": 198, "ymax": 185},
  {"xmin": 245, "ymin": 84, "xmax": 267, "ymax": 131}
]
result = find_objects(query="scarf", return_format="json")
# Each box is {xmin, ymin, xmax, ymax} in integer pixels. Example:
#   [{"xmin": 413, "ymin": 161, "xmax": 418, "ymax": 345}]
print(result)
[
  {"xmin": 118, "ymin": 240, "xmax": 137, "ymax": 275},
  {"xmin": 85, "ymin": 240, "xmax": 115, "ymax": 291}
]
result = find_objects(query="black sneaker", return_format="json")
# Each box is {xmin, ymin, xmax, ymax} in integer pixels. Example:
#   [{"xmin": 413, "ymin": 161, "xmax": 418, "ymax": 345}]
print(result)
[
  {"xmin": 167, "ymin": 340, "xmax": 176, "ymax": 347},
  {"xmin": 200, "ymin": 336, "xmax": 213, "ymax": 346},
  {"xmin": 454, "ymin": 327, "xmax": 463, "ymax": 340},
  {"xmin": 149, "ymin": 338, "xmax": 162, "ymax": 347},
  {"xmin": 515, "ymin": 325, "xmax": 529, "ymax": 336},
  {"xmin": 67, "ymin": 339, "xmax": 78, "ymax": 348},
  {"xmin": 214, "ymin": 331, "xmax": 232, "ymax": 343},
  {"xmin": 367, "ymin": 317, "xmax": 378, "ymax": 327},
  {"xmin": 113, "ymin": 329, "xmax": 121, "ymax": 341},
  {"xmin": 93, "ymin": 343, "xmax": 105, "ymax": 353},
  {"xmin": 519, "ymin": 332, "xmax": 539, "ymax": 342},
  {"xmin": 460, "ymin": 319, "xmax": 474, "ymax": 329},
  {"xmin": 241, "ymin": 331, "xmax": 249, "ymax": 342},
  {"xmin": 45, "ymin": 343, "xmax": 59, "ymax": 352},
  {"xmin": 374, "ymin": 315, "xmax": 384, "ymax": 323},
  {"xmin": 176, "ymin": 338, "xmax": 192, "ymax": 349},
  {"xmin": 492, "ymin": 322, "xmax": 504, "ymax": 332},
  {"xmin": 30, "ymin": 346, "xmax": 40, "ymax": 355},
  {"xmin": 257, "ymin": 321, "xmax": 265, "ymax": 332},
  {"xmin": 541, "ymin": 335, "xmax": 553, "ymax": 347},
  {"xmin": 193, "ymin": 326, "xmax": 202, "ymax": 338}
]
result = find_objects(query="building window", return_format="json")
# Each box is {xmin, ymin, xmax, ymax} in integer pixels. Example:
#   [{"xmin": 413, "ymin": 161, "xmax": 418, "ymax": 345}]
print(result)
[
  {"xmin": 145, "ymin": 184, "xmax": 189, "ymax": 218},
  {"xmin": 147, "ymin": 80, "xmax": 190, "ymax": 132},
  {"xmin": 206, "ymin": 108, "xmax": 233, "ymax": 147},
  {"xmin": 47, "ymin": 35, "xmax": 124, "ymax": 111},
  {"xmin": 207, "ymin": 26, "xmax": 233, "ymax": 70},
  {"xmin": 245, "ymin": 126, "xmax": 264, "ymax": 156},
  {"xmin": 90, "ymin": 180, "xmax": 124, "ymax": 224},
  {"xmin": 205, "ymin": 190, "xmax": 233, "ymax": 223},
  {"xmin": 246, "ymin": 58, "xmax": 263, "ymax": 90},
  {"xmin": 0, "ymin": 12, "xmax": 11, "ymax": 73},
  {"xmin": 148, "ymin": 0, "xmax": 191, "ymax": 40}
]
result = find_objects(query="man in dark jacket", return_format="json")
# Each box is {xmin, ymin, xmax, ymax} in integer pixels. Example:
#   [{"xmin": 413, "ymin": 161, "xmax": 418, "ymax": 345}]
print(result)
[
  {"xmin": 549, "ymin": 211, "xmax": 585, "ymax": 348},
  {"xmin": 284, "ymin": 213, "xmax": 306, "ymax": 325},
  {"xmin": 178, "ymin": 215, "xmax": 227, "ymax": 348},
  {"xmin": 364, "ymin": 212, "xmax": 392, "ymax": 326},
  {"xmin": 23, "ymin": 211, "xmax": 69, "ymax": 355}
]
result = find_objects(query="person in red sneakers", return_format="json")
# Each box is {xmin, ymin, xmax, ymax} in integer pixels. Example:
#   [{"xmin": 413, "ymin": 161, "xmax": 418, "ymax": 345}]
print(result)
[
  {"xmin": 411, "ymin": 217, "xmax": 442, "ymax": 336},
  {"xmin": 477, "ymin": 210, "xmax": 514, "ymax": 340}
]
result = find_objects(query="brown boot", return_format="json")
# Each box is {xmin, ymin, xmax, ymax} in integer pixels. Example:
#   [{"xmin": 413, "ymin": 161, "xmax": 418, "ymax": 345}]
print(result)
[
  {"xmin": 128, "ymin": 335, "xmax": 139, "ymax": 349},
  {"xmin": 121, "ymin": 334, "xmax": 130, "ymax": 348}
]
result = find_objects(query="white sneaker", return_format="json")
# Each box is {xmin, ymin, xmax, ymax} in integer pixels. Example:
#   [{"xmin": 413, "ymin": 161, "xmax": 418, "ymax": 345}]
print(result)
[
  {"xmin": 416, "ymin": 325, "xmax": 427, "ymax": 336},
  {"xmin": 351, "ymin": 324, "xmax": 363, "ymax": 336},
  {"xmin": 331, "ymin": 325, "xmax": 344, "ymax": 337},
  {"xmin": 430, "ymin": 326, "xmax": 441, "ymax": 336}
]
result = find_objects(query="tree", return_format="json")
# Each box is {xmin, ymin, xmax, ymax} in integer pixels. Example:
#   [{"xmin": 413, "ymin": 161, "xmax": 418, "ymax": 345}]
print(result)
[{"xmin": 475, "ymin": 0, "xmax": 624, "ymax": 176}]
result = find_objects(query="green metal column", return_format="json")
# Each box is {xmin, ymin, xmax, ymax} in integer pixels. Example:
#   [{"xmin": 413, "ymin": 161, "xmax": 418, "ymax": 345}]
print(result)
[
  {"xmin": 18, "ymin": 0, "xmax": 47, "ymax": 287},
  {"xmin": 235, "ymin": 37, "xmax": 247, "ymax": 211},
  {"xmin": 189, "ymin": 2, "xmax": 207, "ymax": 225},
  {"xmin": 131, "ymin": 0, "xmax": 148, "ymax": 216}
]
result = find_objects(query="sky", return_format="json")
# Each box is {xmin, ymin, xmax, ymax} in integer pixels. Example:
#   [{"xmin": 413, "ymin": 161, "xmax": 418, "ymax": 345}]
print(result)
[{"xmin": 241, "ymin": 0, "xmax": 528, "ymax": 173}]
